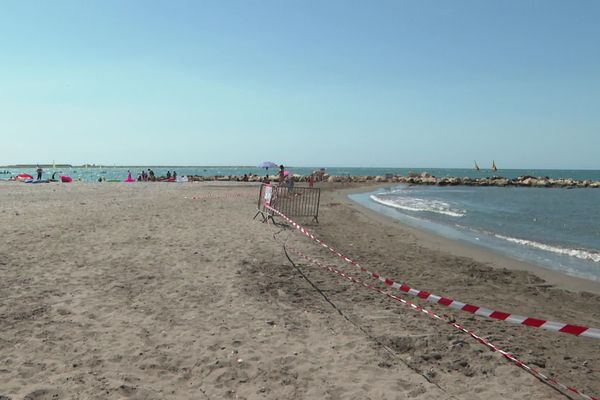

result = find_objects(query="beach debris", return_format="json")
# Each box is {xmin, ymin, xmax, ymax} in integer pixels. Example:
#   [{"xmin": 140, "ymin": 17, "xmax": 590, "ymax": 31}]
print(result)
[
  {"xmin": 531, "ymin": 358, "xmax": 547, "ymax": 368},
  {"xmin": 443, "ymin": 314, "xmax": 456, "ymax": 323},
  {"xmin": 421, "ymin": 352, "xmax": 443, "ymax": 361}
]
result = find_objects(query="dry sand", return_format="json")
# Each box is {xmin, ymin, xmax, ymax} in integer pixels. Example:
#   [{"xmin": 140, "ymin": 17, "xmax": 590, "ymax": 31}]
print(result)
[{"xmin": 0, "ymin": 182, "xmax": 598, "ymax": 399}]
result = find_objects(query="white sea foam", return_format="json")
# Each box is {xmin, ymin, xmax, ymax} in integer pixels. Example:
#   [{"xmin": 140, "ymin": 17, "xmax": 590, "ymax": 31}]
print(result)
[
  {"xmin": 494, "ymin": 234, "xmax": 600, "ymax": 263},
  {"xmin": 370, "ymin": 195, "xmax": 465, "ymax": 217}
]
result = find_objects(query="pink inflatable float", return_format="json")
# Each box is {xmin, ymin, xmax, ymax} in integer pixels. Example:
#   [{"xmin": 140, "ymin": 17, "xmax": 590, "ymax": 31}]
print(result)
[
  {"xmin": 16, "ymin": 173, "xmax": 34, "ymax": 181},
  {"xmin": 60, "ymin": 176, "xmax": 72, "ymax": 183},
  {"xmin": 124, "ymin": 171, "xmax": 135, "ymax": 182}
]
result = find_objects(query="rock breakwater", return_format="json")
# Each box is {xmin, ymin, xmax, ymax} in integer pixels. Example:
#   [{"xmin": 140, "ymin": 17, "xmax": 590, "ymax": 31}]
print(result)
[{"xmin": 185, "ymin": 172, "xmax": 600, "ymax": 188}]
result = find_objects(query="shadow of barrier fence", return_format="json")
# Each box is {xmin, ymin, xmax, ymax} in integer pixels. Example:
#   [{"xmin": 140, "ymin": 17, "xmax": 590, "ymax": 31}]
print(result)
[{"xmin": 254, "ymin": 183, "xmax": 321, "ymax": 223}]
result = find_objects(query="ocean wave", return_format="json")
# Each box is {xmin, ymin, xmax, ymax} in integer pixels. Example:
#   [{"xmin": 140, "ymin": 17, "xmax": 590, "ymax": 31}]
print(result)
[
  {"xmin": 494, "ymin": 234, "xmax": 600, "ymax": 263},
  {"xmin": 370, "ymin": 195, "xmax": 465, "ymax": 217}
]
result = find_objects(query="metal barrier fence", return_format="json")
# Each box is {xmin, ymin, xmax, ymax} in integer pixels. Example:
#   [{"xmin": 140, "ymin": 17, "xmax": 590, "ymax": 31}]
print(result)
[
  {"xmin": 254, "ymin": 184, "xmax": 275, "ymax": 222},
  {"xmin": 254, "ymin": 183, "xmax": 320, "ymax": 223}
]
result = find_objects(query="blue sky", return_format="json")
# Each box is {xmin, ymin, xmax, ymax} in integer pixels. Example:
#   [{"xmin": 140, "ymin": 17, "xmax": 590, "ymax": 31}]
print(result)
[{"xmin": 1, "ymin": 0, "xmax": 599, "ymax": 168}]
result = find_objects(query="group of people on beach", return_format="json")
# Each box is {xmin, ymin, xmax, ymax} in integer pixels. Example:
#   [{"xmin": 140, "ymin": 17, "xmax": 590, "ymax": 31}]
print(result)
[
  {"xmin": 259, "ymin": 164, "xmax": 315, "ymax": 188},
  {"xmin": 15, "ymin": 165, "xmax": 319, "ymax": 185},
  {"xmin": 261, "ymin": 165, "xmax": 315, "ymax": 188},
  {"xmin": 136, "ymin": 169, "xmax": 177, "ymax": 182},
  {"xmin": 35, "ymin": 165, "xmax": 62, "ymax": 181}
]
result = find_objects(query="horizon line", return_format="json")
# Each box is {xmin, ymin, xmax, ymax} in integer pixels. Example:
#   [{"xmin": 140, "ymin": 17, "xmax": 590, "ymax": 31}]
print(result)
[{"xmin": 1, "ymin": 164, "xmax": 599, "ymax": 171}]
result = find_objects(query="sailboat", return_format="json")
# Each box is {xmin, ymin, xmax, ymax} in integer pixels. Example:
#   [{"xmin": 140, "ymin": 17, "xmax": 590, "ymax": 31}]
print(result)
[
  {"xmin": 474, "ymin": 161, "xmax": 480, "ymax": 171},
  {"xmin": 492, "ymin": 160, "xmax": 497, "ymax": 172}
]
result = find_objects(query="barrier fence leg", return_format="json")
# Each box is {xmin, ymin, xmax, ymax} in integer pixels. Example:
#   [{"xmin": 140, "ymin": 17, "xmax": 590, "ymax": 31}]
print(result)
[{"xmin": 253, "ymin": 210, "xmax": 269, "ymax": 223}]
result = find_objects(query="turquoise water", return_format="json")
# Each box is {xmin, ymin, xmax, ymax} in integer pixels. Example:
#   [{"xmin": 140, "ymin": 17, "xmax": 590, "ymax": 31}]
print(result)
[
  {"xmin": 2, "ymin": 166, "xmax": 600, "ymax": 182},
  {"xmin": 350, "ymin": 184, "xmax": 600, "ymax": 282}
]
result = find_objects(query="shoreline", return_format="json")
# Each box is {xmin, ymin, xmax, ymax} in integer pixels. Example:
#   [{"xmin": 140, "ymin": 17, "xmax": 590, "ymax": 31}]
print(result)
[{"xmin": 330, "ymin": 183, "xmax": 600, "ymax": 295}]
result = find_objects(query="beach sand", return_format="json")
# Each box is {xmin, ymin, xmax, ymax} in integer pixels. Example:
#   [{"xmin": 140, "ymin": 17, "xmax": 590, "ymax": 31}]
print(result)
[{"xmin": 1, "ymin": 182, "xmax": 598, "ymax": 399}]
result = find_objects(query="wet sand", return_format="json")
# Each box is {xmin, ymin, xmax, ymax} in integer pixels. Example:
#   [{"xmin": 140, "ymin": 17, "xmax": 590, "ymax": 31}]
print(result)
[{"xmin": 0, "ymin": 182, "xmax": 598, "ymax": 399}]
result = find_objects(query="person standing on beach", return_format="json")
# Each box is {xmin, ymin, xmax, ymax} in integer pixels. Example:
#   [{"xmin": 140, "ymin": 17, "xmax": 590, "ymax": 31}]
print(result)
[
  {"xmin": 36, "ymin": 165, "xmax": 43, "ymax": 180},
  {"xmin": 278, "ymin": 165, "xmax": 285, "ymax": 186}
]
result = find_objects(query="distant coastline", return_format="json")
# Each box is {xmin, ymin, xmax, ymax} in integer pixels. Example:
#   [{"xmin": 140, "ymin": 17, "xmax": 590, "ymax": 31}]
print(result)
[
  {"xmin": 3, "ymin": 164, "xmax": 74, "ymax": 168},
  {"xmin": 2, "ymin": 164, "xmax": 600, "ymax": 171},
  {"xmin": 0, "ymin": 164, "xmax": 259, "ymax": 169}
]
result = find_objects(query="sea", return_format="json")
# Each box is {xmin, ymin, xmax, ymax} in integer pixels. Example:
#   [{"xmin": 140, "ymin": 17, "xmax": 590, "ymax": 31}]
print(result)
[
  {"xmin": 349, "ymin": 172, "xmax": 600, "ymax": 283},
  {"xmin": 3, "ymin": 166, "xmax": 600, "ymax": 282}
]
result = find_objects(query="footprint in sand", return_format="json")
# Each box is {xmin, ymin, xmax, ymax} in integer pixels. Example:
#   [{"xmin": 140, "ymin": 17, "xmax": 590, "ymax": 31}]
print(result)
[{"xmin": 23, "ymin": 389, "xmax": 61, "ymax": 400}]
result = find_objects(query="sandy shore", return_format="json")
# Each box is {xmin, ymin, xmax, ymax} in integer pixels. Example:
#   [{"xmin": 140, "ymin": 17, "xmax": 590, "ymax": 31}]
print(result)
[{"xmin": 1, "ymin": 182, "xmax": 598, "ymax": 399}]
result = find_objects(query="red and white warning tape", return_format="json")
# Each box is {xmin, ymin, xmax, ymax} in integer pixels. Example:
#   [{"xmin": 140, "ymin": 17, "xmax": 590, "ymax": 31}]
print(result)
[
  {"xmin": 265, "ymin": 205, "xmax": 600, "ymax": 340},
  {"xmin": 281, "ymin": 241, "xmax": 597, "ymax": 400}
]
